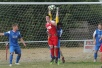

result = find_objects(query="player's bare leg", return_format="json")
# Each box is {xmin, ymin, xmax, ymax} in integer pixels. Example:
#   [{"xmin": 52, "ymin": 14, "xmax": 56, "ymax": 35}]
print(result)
[
  {"xmin": 60, "ymin": 49, "xmax": 65, "ymax": 63},
  {"xmin": 100, "ymin": 52, "xmax": 102, "ymax": 62}
]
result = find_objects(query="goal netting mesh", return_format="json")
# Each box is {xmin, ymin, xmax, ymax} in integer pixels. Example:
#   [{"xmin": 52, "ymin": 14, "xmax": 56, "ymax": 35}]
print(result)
[{"xmin": 0, "ymin": 2, "xmax": 101, "ymax": 64}]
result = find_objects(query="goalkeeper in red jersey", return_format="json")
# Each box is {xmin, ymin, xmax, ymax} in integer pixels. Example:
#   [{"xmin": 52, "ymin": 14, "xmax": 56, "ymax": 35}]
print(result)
[
  {"xmin": 45, "ymin": 9, "xmax": 58, "ymax": 64},
  {"xmin": 46, "ymin": 7, "xmax": 65, "ymax": 65}
]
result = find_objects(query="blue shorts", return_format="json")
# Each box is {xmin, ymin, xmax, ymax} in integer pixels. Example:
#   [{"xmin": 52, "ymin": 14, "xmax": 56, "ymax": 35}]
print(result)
[
  {"xmin": 10, "ymin": 46, "xmax": 21, "ymax": 54},
  {"xmin": 94, "ymin": 44, "xmax": 101, "ymax": 51},
  {"xmin": 57, "ymin": 40, "xmax": 60, "ymax": 48}
]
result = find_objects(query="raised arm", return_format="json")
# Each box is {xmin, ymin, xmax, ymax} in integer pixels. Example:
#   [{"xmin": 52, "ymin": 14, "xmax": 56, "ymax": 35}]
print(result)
[
  {"xmin": 50, "ymin": 20, "xmax": 57, "ymax": 26},
  {"xmin": 48, "ymin": 7, "xmax": 52, "ymax": 21},
  {"xmin": 50, "ymin": 7, "xmax": 59, "ymax": 26},
  {"xmin": 47, "ymin": 6, "xmax": 57, "ymax": 26},
  {"xmin": 56, "ymin": 7, "xmax": 59, "ymax": 24},
  {"xmin": 0, "ymin": 31, "xmax": 10, "ymax": 36},
  {"xmin": 0, "ymin": 33, "xmax": 4, "ymax": 36}
]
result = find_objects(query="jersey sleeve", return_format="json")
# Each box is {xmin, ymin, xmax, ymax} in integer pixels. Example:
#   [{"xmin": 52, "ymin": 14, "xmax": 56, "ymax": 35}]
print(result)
[
  {"xmin": 4, "ymin": 31, "xmax": 10, "ymax": 36},
  {"xmin": 56, "ymin": 15, "xmax": 59, "ymax": 24},
  {"xmin": 51, "ymin": 20, "xmax": 55, "ymax": 24},
  {"xmin": 51, "ymin": 20, "xmax": 56, "ymax": 26},
  {"xmin": 18, "ymin": 32, "xmax": 22, "ymax": 38},
  {"xmin": 59, "ymin": 29, "xmax": 63, "ymax": 37},
  {"xmin": 93, "ymin": 30, "xmax": 96, "ymax": 38},
  {"xmin": 49, "ymin": 12, "xmax": 52, "ymax": 20}
]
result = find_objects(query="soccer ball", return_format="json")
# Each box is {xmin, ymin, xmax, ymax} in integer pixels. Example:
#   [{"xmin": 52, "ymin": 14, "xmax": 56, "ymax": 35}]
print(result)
[{"xmin": 48, "ymin": 5, "xmax": 56, "ymax": 10}]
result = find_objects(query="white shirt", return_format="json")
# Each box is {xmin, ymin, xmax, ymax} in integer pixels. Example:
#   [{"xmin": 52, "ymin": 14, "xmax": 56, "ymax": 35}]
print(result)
[{"xmin": 93, "ymin": 29, "xmax": 102, "ymax": 37}]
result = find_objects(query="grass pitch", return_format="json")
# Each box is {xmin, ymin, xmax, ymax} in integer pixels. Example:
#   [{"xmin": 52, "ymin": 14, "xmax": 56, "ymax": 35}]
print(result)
[
  {"xmin": 0, "ymin": 62, "xmax": 102, "ymax": 68},
  {"xmin": 0, "ymin": 47, "xmax": 102, "ymax": 68}
]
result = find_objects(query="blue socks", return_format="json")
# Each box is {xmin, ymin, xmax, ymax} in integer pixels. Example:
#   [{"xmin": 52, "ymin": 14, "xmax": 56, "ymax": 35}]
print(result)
[
  {"xmin": 58, "ymin": 49, "xmax": 60, "ymax": 59},
  {"xmin": 10, "ymin": 54, "xmax": 13, "ymax": 64},
  {"xmin": 94, "ymin": 52, "xmax": 97, "ymax": 59},
  {"xmin": 10, "ymin": 54, "xmax": 21, "ymax": 64},
  {"xmin": 16, "ymin": 55, "xmax": 21, "ymax": 63}
]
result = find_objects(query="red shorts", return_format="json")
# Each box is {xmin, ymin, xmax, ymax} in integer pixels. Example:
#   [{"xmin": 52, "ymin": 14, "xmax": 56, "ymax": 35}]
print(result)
[
  {"xmin": 48, "ymin": 36, "xmax": 58, "ymax": 46},
  {"xmin": 100, "ymin": 44, "xmax": 102, "ymax": 52}
]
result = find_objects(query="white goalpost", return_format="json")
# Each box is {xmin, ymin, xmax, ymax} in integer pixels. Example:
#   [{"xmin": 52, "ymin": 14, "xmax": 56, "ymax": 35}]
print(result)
[{"xmin": 0, "ymin": 2, "xmax": 102, "ymax": 4}]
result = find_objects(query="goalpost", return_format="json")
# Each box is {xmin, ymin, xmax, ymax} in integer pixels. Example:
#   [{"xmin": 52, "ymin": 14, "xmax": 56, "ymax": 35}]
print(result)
[{"xmin": 0, "ymin": 2, "xmax": 101, "ymax": 63}]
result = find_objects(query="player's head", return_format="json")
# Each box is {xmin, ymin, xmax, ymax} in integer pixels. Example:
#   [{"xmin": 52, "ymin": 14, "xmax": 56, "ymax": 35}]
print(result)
[
  {"xmin": 46, "ymin": 15, "xmax": 50, "ymax": 22},
  {"xmin": 98, "ymin": 23, "xmax": 102, "ymax": 30},
  {"xmin": 57, "ymin": 22, "xmax": 63, "ymax": 29},
  {"xmin": 12, "ymin": 23, "xmax": 18, "ymax": 31}
]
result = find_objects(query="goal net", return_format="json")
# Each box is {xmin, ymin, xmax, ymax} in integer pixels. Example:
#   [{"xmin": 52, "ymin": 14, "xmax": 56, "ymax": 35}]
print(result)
[{"xmin": 0, "ymin": 2, "xmax": 101, "ymax": 64}]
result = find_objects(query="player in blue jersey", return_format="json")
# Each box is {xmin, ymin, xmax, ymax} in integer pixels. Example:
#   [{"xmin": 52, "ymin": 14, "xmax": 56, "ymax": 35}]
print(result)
[
  {"xmin": 93, "ymin": 23, "xmax": 102, "ymax": 62},
  {"xmin": 57, "ymin": 22, "xmax": 65, "ymax": 64},
  {"xmin": 0, "ymin": 23, "xmax": 26, "ymax": 66}
]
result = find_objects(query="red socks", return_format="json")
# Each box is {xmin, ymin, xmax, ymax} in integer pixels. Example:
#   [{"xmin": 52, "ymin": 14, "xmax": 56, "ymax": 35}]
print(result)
[
  {"xmin": 55, "ymin": 48, "xmax": 58, "ymax": 57},
  {"xmin": 50, "ymin": 47, "xmax": 58, "ymax": 58},
  {"xmin": 50, "ymin": 48, "xmax": 54, "ymax": 57}
]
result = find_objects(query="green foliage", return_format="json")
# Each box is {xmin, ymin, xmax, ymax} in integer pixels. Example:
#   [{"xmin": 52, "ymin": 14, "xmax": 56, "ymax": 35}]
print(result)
[{"xmin": 0, "ymin": 4, "xmax": 101, "ymax": 48}]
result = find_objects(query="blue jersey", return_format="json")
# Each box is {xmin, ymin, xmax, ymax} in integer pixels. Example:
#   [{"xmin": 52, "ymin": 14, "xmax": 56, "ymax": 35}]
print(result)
[
  {"xmin": 57, "ymin": 28, "xmax": 63, "ymax": 38},
  {"xmin": 4, "ymin": 30, "xmax": 22, "ymax": 47},
  {"xmin": 93, "ymin": 29, "xmax": 102, "ymax": 46}
]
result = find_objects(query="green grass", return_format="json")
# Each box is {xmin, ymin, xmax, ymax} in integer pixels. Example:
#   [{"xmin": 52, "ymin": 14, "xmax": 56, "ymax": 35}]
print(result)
[{"xmin": 0, "ymin": 62, "xmax": 102, "ymax": 68}]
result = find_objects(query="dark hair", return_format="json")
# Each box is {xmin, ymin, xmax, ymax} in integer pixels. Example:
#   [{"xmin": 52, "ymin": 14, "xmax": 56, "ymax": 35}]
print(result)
[
  {"xmin": 12, "ymin": 23, "xmax": 18, "ymax": 27},
  {"xmin": 57, "ymin": 22, "xmax": 63, "ymax": 26},
  {"xmin": 98, "ymin": 23, "xmax": 102, "ymax": 26},
  {"xmin": 46, "ymin": 14, "xmax": 50, "ymax": 18}
]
